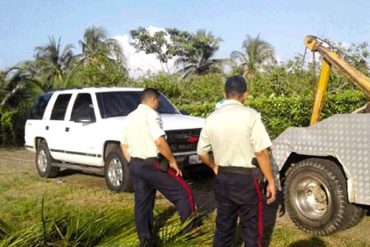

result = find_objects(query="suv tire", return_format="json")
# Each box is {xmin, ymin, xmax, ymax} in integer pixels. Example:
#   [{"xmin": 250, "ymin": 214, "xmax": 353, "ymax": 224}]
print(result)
[
  {"xmin": 104, "ymin": 145, "xmax": 133, "ymax": 192},
  {"xmin": 284, "ymin": 158, "xmax": 359, "ymax": 235},
  {"xmin": 35, "ymin": 141, "xmax": 60, "ymax": 178}
]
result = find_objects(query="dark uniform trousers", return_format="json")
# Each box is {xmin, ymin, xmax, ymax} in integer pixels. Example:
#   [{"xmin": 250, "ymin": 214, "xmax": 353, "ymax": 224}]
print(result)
[
  {"xmin": 213, "ymin": 169, "xmax": 263, "ymax": 247},
  {"xmin": 129, "ymin": 158, "xmax": 195, "ymax": 246}
]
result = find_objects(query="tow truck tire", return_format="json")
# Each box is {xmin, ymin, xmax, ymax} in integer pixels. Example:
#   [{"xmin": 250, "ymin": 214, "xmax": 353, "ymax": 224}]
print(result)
[
  {"xmin": 284, "ymin": 158, "xmax": 355, "ymax": 236},
  {"xmin": 104, "ymin": 145, "xmax": 133, "ymax": 192},
  {"xmin": 35, "ymin": 141, "xmax": 60, "ymax": 178},
  {"xmin": 342, "ymin": 203, "xmax": 365, "ymax": 230}
]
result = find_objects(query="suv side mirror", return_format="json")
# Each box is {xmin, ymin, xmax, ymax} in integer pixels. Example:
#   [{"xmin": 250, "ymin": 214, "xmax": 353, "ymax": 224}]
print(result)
[
  {"xmin": 74, "ymin": 115, "xmax": 96, "ymax": 123},
  {"xmin": 179, "ymin": 109, "xmax": 189, "ymax": 115}
]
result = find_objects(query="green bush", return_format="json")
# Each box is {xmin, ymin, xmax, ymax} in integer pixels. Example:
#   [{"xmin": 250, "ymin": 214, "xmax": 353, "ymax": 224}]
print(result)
[
  {"xmin": 323, "ymin": 89, "xmax": 367, "ymax": 116},
  {"xmin": 248, "ymin": 66, "xmax": 316, "ymax": 97},
  {"xmin": 178, "ymin": 95, "xmax": 312, "ymax": 139},
  {"xmin": 0, "ymin": 106, "xmax": 29, "ymax": 146},
  {"xmin": 136, "ymin": 73, "xmax": 182, "ymax": 99},
  {"xmin": 176, "ymin": 73, "xmax": 225, "ymax": 104},
  {"xmin": 177, "ymin": 90, "xmax": 368, "ymax": 139},
  {"xmin": 0, "ymin": 67, "xmax": 367, "ymax": 146},
  {"xmin": 135, "ymin": 73, "xmax": 225, "ymax": 106},
  {"xmin": 178, "ymin": 103, "xmax": 215, "ymax": 118},
  {"xmin": 248, "ymin": 95, "xmax": 312, "ymax": 139}
]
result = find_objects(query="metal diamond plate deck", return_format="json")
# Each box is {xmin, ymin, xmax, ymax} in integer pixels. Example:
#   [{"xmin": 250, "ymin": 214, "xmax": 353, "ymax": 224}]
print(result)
[{"xmin": 271, "ymin": 114, "xmax": 370, "ymax": 205}]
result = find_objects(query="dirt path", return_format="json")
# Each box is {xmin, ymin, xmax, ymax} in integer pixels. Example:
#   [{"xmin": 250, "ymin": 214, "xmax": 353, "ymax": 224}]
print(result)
[{"xmin": 0, "ymin": 148, "xmax": 369, "ymax": 245}]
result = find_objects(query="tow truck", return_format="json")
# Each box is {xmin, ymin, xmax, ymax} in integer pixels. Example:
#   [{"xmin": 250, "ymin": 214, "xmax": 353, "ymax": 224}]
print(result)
[{"xmin": 272, "ymin": 35, "xmax": 370, "ymax": 235}]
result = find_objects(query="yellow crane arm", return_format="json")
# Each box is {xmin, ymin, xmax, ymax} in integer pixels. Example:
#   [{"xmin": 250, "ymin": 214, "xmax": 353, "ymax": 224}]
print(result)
[{"xmin": 304, "ymin": 35, "xmax": 370, "ymax": 124}]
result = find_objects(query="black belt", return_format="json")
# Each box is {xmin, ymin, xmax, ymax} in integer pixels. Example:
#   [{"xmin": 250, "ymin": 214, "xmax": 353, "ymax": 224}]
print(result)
[
  {"xmin": 131, "ymin": 156, "xmax": 169, "ymax": 172},
  {"xmin": 218, "ymin": 166, "xmax": 260, "ymax": 177},
  {"xmin": 131, "ymin": 157, "xmax": 157, "ymax": 162}
]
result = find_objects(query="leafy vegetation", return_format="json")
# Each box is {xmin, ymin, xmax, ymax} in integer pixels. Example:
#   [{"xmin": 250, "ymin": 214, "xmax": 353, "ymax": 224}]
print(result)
[
  {"xmin": 0, "ymin": 24, "xmax": 369, "ymax": 246},
  {"xmin": 0, "ymin": 25, "xmax": 369, "ymax": 147},
  {"xmin": 0, "ymin": 165, "xmax": 214, "ymax": 247},
  {"xmin": 34, "ymin": 36, "xmax": 75, "ymax": 85},
  {"xmin": 172, "ymin": 30, "xmax": 224, "ymax": 78},
  {"xmin": 73, "ymin": 26, "xmax": 128, "ymax": 87},
  {"xmin": 0, "ymin": 26, "xmax": 129, "ymax": 146},
  {"xmin": 180, "ymin": 89, "xmax": 367, "ymax": 139},
  {"xmin": 130, "ymin": 27, "xmax": 224, "ymax": 77},
  {"xmin": 0, "ymin": 160, "xmax": 368, "ymax": 246},
  {"xmin": 230, "ymin": 34, "xmax": 276, "ymax": 79}
]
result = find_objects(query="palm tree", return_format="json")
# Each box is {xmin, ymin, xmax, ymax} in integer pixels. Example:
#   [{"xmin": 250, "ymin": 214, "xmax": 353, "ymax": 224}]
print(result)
[
  {"xmin": 0, "ymin": 60, "xmax": 59, "ymax": 146},
  {"xmin": 230, "ymin": 35, "xmax": 276, "ymax": 79},
  {"xmin": 175, "ymin": 30, "xmax": 223, "ymax": 78},
  {"xmin": 0, "ymin": 62, "xmax": 45, "ymax": 109},
  {"xmin": 0, "ymin": 60, "xmax": 56, "ymax": 146},
  {"xmin": 78, "ymin": 26, "xmax": 126, "ymax": 67},
  {"xmin": 0, "ymin": 70, "xmax": 7, "ymax": 106},
  {"xmin": 35, "ymin": 37, "xmax": 74, "ymax": 84},
  {"xmin": 73, "ymin": 26, "xmax": 128, "ymax": 86}
]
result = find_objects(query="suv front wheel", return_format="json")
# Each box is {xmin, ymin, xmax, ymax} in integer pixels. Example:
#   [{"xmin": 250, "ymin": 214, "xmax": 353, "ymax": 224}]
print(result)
[
  {"xmin": 36, "ymin": 140, "xmax": 60, "ymax": 178},
  {"xmin": 104, "ymin": 145, "xmax": 133, "ymax": 192}
]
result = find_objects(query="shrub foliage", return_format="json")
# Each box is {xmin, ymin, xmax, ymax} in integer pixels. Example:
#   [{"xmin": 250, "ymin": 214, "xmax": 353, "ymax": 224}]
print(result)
[{"xmin": 0, "ymin": 70, "xmax": 368, "ymax": 146}]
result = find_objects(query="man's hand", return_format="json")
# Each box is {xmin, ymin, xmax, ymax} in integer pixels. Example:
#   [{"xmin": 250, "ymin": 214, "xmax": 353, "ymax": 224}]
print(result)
[
  {"xmin": 213, "ymin": 164, "xmax": 219, "ymax": 175},
  {"xmin": 255, "ymin": 149, "xmax": 276, "ymax": 204},
  {"xmin": 266, "ymin": 182, "xmax": 276, "ymax": 205},
  {"xmin": 199, "ymin": 153, "xmax": 218, "ymax": 175},
  {"xmin": 170, "ymin": 160, "xmax": 182, "ymax": 176},
  {"xmin": 155, "ymin": 136, "xmax": 182, "ymax": 176},
  {"xmin": 120, "ymin": 144, "xmax": 131, "ymax": 163}
]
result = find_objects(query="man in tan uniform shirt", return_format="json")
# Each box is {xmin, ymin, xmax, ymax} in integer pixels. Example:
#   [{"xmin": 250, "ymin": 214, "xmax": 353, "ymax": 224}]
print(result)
[
  {"xmin": 197, "ymin": 76, "xmax": 276, "ymax": 247},
  {"xmin": 121, "ymin": 88, "xmax": 195, "ymax": 247}
]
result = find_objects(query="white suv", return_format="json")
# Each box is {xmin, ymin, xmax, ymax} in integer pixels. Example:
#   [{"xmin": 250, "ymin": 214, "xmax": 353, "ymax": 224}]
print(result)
[{"xmin": 24, "ymin": 87, "xmax": 204, "ymax": 192}]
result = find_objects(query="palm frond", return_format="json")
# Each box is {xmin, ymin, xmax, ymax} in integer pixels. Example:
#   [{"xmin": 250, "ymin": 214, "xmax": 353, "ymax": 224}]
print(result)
[{"xmin": 0, "ymin": 82, "xmax": 25, "ymax": 108}]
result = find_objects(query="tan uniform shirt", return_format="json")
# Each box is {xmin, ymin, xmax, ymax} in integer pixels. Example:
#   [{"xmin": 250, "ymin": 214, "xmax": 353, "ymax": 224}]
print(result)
[
  {"xmin": 197, "ymin": 99, "xmax": 272, "ymax": 168},
  {"xmin": 122, "ymin": 104, "xmax": 165, "ymax": 159}
]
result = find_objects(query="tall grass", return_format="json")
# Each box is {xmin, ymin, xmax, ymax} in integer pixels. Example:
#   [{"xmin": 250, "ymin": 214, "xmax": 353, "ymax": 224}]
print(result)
[
  {"xmin": 99, "ymin": 213, "xmax": 214, "ymax": 247},
  {"xmin": 0, "ymin": 199, "xmax": 135, "ymax": 246},
  {"xmin": 0, "ymin": 219, "xmax": 14, "ymax": 240},
  {"xmin": 0, "ymin": 198, "xmax": 213, "ymax": 247},
  {"xmin": 0, "ymin": 157, "xmax": 369, "ymax": 247}
]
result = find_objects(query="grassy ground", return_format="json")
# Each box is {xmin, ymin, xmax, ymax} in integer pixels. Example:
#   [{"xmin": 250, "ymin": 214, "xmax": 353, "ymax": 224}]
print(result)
[{"xmin": 0, "ymin": 148, "xmax": 369, "ymax": 246}]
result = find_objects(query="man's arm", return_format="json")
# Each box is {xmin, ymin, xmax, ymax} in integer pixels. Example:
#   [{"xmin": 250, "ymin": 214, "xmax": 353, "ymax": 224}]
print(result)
[
  {"xmin": 199, "ymin": 154, "xmax": 218, "ymax": 174},
  {"xmin": 120, "ymin": 144, "xmax": 131, "ymax": 163},
  {"xmin": 146, "ymin": 112, "xmax": 181, "ymax": 175},
  {"xmin": 155, "ymin": 136, "xmax": 182, "ymax": 176},
  {"xmin": 197, "ymin": 126, "xmax": 218, "ymax": 173},
  {"xmin": 255, "ymin": 149, "xmax": 276, "ymax": 204}
]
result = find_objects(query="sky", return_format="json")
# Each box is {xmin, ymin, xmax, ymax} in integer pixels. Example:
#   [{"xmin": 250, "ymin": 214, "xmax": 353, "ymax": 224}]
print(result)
[{"xmin": 1, "ymin": 0, "xmax": 370, "ymax": 76}]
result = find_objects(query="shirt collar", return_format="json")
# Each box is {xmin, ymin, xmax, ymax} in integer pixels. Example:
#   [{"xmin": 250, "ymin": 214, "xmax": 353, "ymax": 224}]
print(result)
[
  {"xmin": 221, "ymin": 99, "xmax": 243, "ymax": 107},
  {"xmin": 138, "ymin": 104, "xmax": 155, "ymax": 111}
]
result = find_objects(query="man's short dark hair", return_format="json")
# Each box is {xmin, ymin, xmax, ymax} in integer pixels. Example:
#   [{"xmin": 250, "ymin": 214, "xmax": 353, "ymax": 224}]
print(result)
[
  {"xmin": 141, "ymin": 88, "xmax": 160, "ymax": 103},
  {"xmin": 225, "ymin": 75, "xmax": 247, "ymax": 98}
]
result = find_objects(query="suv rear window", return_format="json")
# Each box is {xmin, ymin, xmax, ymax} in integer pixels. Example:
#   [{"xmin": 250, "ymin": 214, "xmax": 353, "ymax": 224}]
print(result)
[
  {"xmin": 96, "ymin": 91, "xmax": 178, "ymax": 118},
  {"xmin": 29, "ymin": 93, "xmax": 53, "ymax": 120},
  {"xmin": 50, "ymin": 94, "xmax": 72, "ymax": 120}
]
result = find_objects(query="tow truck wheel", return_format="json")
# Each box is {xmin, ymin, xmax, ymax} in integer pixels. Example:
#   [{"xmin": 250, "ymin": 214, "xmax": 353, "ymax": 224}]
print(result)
[
  {"xmin": 284, "ymin": 158, "xmax": 361, "ymax": 235},
  {"xmin": 342, "ymin": 202, "xmax": 366, "ymax": 230},
  {"xmin": 104, "ymin": 145, "xmax": 133, "ymax": 192}
]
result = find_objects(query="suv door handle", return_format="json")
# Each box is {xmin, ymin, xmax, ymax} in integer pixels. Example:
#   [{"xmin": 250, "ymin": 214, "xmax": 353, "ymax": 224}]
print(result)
[
  {"xmin": 65, "ymin": 127, "xmax": 70, "ymax": 132},
  {"xmin": 45, "ymin": 126, "xmax": 49, "ymax": 130}
]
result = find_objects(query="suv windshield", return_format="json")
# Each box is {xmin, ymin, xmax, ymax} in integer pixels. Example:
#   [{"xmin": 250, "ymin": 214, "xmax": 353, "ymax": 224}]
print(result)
[{"xmin": 96, "ymin": 91, "xmax": 179, "ymax": 119}]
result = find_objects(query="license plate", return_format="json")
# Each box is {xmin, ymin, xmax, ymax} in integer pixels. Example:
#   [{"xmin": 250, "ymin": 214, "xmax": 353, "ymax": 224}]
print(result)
[{"xmin": 189, "ymin": 154, "xmax": 201, "ymax": 165}]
